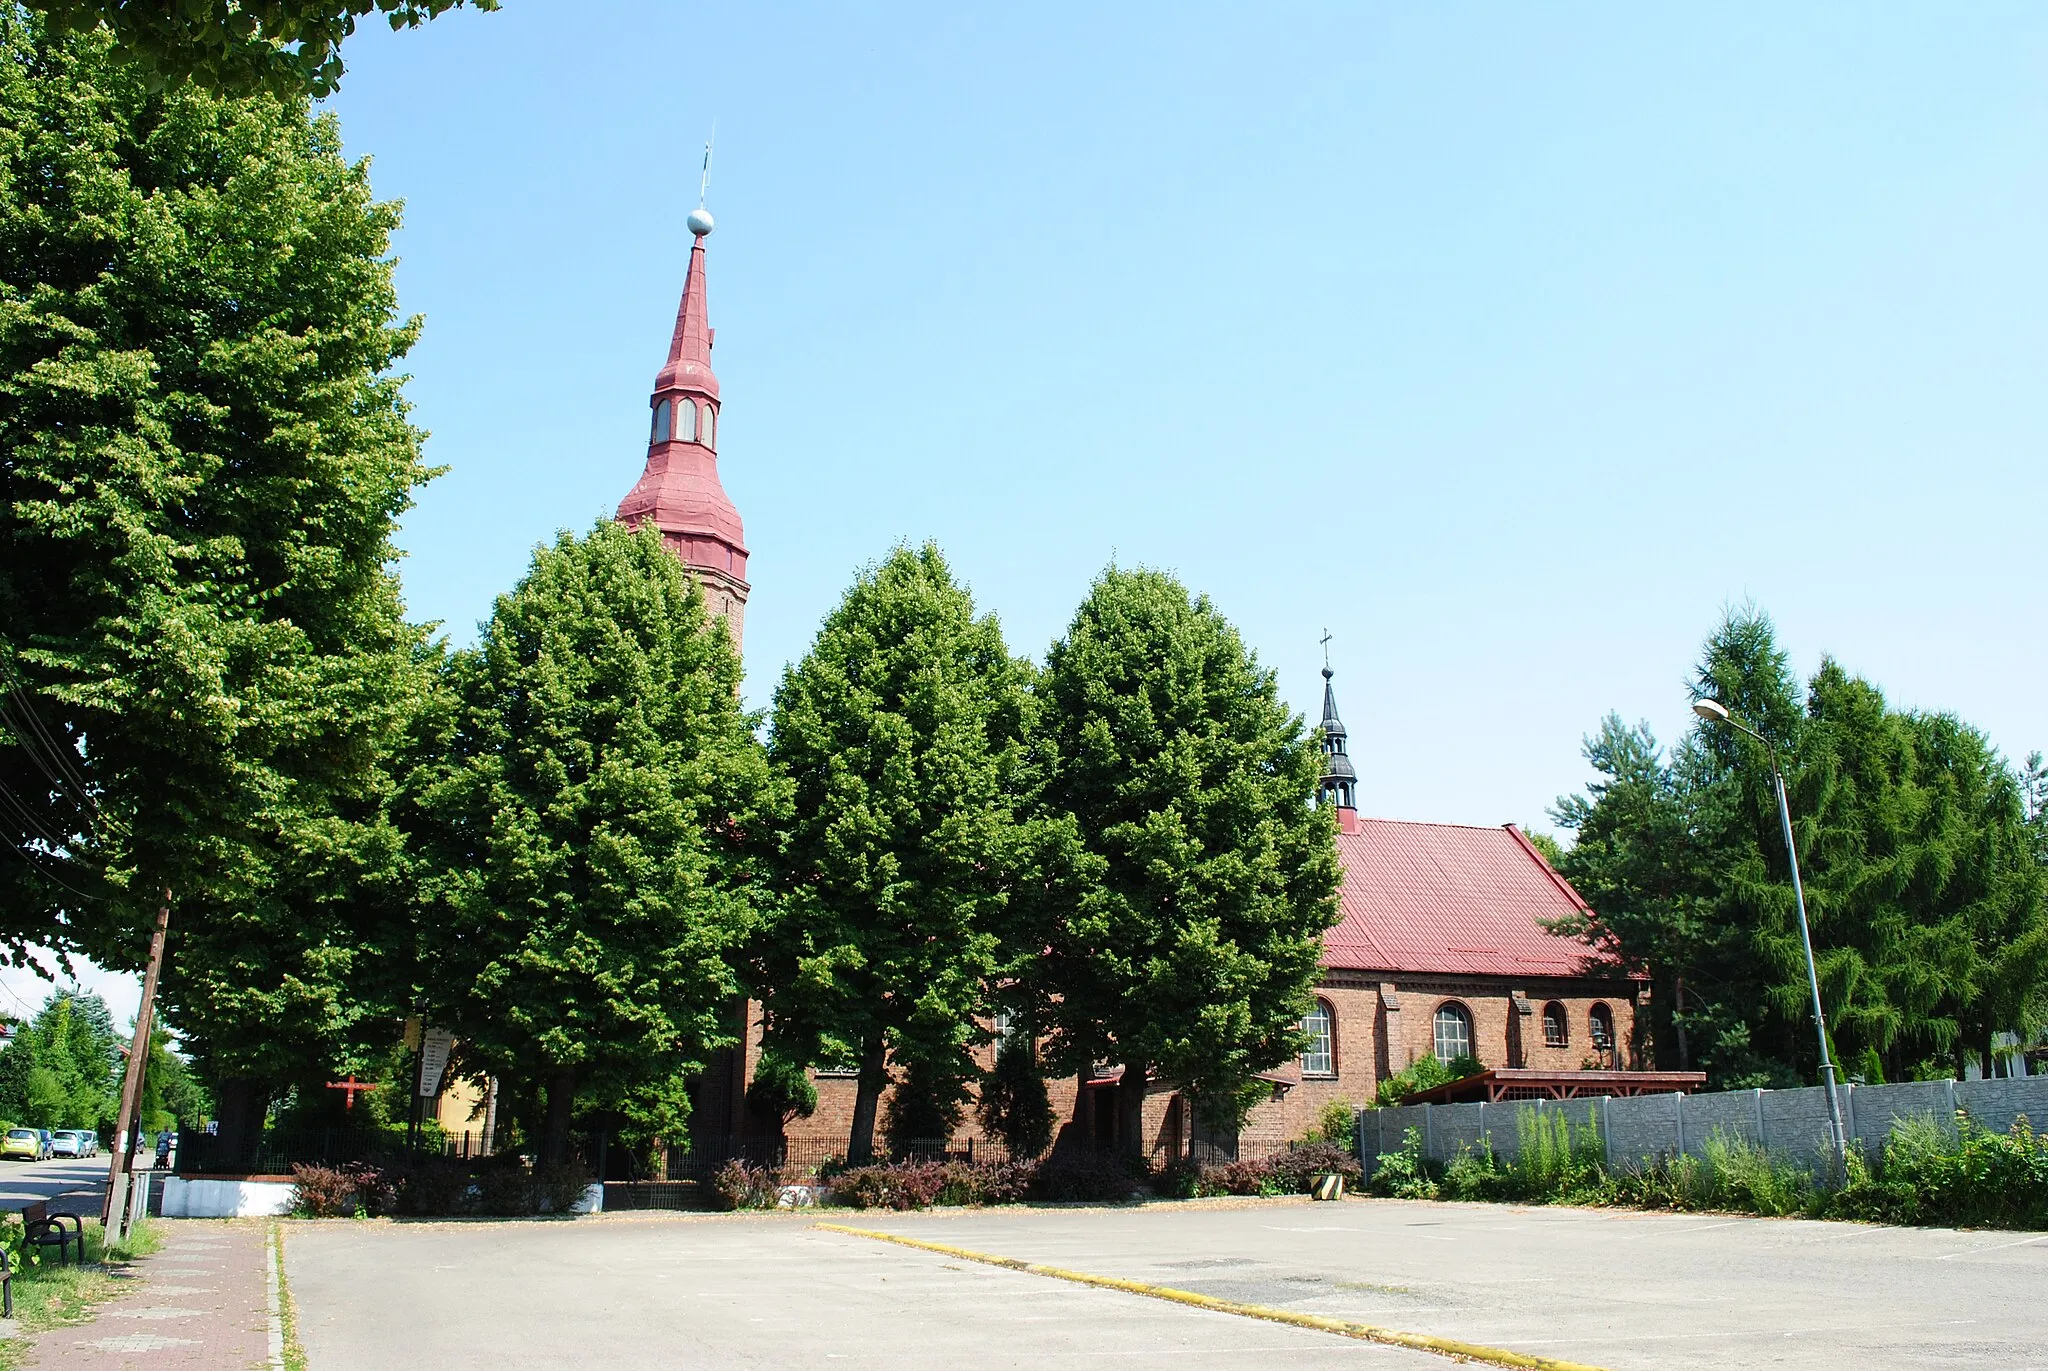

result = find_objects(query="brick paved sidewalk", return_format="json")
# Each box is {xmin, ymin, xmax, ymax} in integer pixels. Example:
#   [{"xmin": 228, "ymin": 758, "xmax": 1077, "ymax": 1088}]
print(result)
[{"xmin": 21, "ymin": 1220, "xmax": 276, "ymax": 1371}]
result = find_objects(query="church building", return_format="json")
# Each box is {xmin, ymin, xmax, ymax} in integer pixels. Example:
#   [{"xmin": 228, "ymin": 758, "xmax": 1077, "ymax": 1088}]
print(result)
[{"xmin": 615, "ymin": 211, "xmax": 1666, "ymax": 1165}]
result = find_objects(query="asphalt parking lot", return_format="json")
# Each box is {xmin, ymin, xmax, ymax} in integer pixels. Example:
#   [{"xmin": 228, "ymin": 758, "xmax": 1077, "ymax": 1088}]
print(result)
[{"xmin": 283, "ymin": 1196, "xmax": 2048, "ymax": 1370}]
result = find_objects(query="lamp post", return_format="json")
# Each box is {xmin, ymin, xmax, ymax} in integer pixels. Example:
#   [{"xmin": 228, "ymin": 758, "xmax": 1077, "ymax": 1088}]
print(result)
[{"xmin": 1692, "ymin": 698, "xmax": 1850, "ymax": 1184}]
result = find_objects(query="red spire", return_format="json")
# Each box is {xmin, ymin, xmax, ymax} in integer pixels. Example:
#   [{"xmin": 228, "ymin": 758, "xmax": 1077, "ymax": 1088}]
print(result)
[
  {"xmin": 617, "ymin": 215, "xmax": 749, "ymax": 600},
  {"xmin": 655, "ymin": 234, "xmax": 719, "ymax": 401}
]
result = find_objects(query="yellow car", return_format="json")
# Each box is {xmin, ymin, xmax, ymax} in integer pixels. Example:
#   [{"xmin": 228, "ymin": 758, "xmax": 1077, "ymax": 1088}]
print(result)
[{"xmin": 0, "ymin": 1128, "xmax": 45, "ymax": 1161}]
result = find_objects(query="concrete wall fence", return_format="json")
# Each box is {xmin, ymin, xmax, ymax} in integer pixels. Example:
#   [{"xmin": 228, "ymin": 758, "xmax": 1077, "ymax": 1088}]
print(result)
[{"xmin": 1358, "ymin": 1076, "xmax": 2048, "ymax": 1175}]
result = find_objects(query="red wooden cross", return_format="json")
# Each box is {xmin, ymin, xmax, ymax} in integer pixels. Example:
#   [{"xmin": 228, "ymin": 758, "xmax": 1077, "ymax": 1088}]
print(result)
[{"xmin": 325, "ymin": 1075, "xmax": 381, "ymax": 1112}]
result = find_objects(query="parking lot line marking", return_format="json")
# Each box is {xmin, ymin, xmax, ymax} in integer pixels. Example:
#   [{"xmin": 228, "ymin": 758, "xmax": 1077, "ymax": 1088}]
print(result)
[{"xmin": 813, "ymin": 1222, "xmax": 1610, "ymax": 1371}]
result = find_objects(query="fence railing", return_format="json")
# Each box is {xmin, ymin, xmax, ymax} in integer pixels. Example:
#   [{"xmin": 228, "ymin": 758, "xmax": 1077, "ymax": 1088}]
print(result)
[
  {"xmin": 175, "ymin": 1125, "xmax": 513, "ymax": 1176},
  {"xmin": 1357, "ymin": 1073, "xmax": 2048, "ymax": 1176}
]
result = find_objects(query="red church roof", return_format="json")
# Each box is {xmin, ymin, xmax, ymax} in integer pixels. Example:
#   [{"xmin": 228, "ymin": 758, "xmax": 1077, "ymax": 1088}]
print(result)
[{"xmin": 1322, "ymin": 819, "xmax": 1625, "ymax": 980}]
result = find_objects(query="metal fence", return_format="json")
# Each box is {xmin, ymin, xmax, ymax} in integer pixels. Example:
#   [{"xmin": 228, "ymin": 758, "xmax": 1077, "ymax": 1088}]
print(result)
[
  {"xmin": 655, "ymin": 1135, "xmax": 1010, "ymax": 1182},
  {"xmin": 175, "ymin": 1126, "xmax": 507, "ymax": 1176}
]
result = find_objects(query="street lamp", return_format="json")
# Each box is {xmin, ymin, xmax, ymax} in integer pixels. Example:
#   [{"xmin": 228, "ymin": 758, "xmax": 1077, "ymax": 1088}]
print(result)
[{"xmin": 1692, "ymin": 698, "xmax": 1850, "ymax": 1184}]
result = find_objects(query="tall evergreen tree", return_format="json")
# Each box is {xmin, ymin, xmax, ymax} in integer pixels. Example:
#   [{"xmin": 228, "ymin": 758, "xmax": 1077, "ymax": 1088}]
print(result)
[
  {"xmin": 760, "ymin": 544, "xmax": 1032, "ymax": 1165},
  {"xmin": 1556, "ymin": 608, "xmax": 2048, "ymax": 1086},
  {"xmin": 1030, "ymin": 567, "xmax": 1339, "ymax": 1156},
  {"xmin": 419, "ymin": 522, "xmax": 777, "ymax": 1164}
]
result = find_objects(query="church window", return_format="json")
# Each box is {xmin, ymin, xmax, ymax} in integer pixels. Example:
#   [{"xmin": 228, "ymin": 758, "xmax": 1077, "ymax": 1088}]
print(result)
[
  {"xmin": 1542, "ymin": 1001, "xmax": 1569, "ymax": 1048},
  {"xmin": 675, "ymin": 399, "xmax": 697, "ymax": 443},
  {"xmin": 701, "ymin": 404, "xmax": 715, "ymax": 448},
  {"xmin": 1300, "ymin": 1001, "xmax": 1335, "ymax": 1077},
  {"xmin": 651, "ymin": 399, "xmax": 671, "ymax": 444},
  {"xmin": 1433, "ymin": 1002, "xmax": 1473, "ymax": 1063},
  {"xmin": 1589, "ymin": 1003, "xmax": 1615, "ymax": 1065}
]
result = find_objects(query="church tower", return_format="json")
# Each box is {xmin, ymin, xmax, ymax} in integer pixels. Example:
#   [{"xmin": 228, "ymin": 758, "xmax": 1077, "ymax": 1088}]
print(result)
[
  {"xmin": 616, "ymin": 204, "xmax": 750, "ymax": 648},
  {"xmin": 1317, "ymin": 661, "xmax": 1360, "ymax": 834}
]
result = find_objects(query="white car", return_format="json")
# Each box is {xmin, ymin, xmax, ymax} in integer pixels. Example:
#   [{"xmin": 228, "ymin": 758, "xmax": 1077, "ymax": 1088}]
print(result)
[{"xmin": 47, "ymin": 1131, "xmax": 85, "ymax": 1159}]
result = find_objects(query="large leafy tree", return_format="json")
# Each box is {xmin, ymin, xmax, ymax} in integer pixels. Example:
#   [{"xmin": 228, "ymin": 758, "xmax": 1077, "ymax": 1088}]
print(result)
[
  {"xmin": 760, "ymin": 544, "xmax": 1032, "ymax": 1164},
  {"xmin": 1030, "ymin": 567, "xmax": 1339, "ymax": 1157},
  {"xmin": 0, "ymin": 15, "xmax": 434, "ymax": 1134},
  {"xmin": 23, "ymin": 0, "xmax": 496, "ymax": 97},
  {"xmin": 418, "ymin": 522, "xmax": 776, "ymax": 1165}
]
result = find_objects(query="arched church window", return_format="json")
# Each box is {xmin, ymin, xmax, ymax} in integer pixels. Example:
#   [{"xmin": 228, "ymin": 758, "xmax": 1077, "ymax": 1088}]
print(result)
[
  {"xmin": 1433, "ymin": 1002, "xmax": 1473, "ymax": 1063},
  {"xmin": 675, "ymin": 399, "xmax": 697, "ymax": 443},
  {"xmin": 651, "ymin": 399, "xmax": 671, "ymax": 444},
  {"xmin": 1300, "ymin": 1001, "xmax": 1335, "ymax": 1077},
  {"xmin": 701, "ymin": 405, "xmax": 715, "ymax": 449},
  {"xmin": 1542, "ymin": 1001, "xmax": 1568, "ymax": 1048},
  {"xmin": 1589, "ymin": 1003, "xmax": 1615, "ymax": 1065}
]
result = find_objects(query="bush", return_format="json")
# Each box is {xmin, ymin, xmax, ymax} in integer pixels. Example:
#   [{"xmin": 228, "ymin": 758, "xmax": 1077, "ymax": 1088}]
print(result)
[
  {"xmin": 711, "ymin": 1159, "xmax": 782, "ymax": 1212},
  {"xmin": 828, "ymin": 1158, "xmax": 1039, "ymax": 1210},
  {"xmin": 1300, "ymin": 1100, "xmax": 1358, "ymax": 1152},
  {"xmin": 1201, "ymin": 1158, "xmax": 1279, "ymax": 1196},
  {"xmin": 290, "ymin": 1162, "xmax": 394, "ymax": 1218},
  {"xmin": 1365, "ymin": 1127, "xmax": 1439, "ymax": 1199},
  {"xmin": 979, "ymin": 1041, "xmax": 1056, "ymax": 1159},
  {"xmin": 1844, "ymin": 1111, "xmax": 2048, "ymax": 1229},
  {"xmin": 1269, "ymin": 1141, "xmax": 1364, "ymax": 1195},
  {"xmin": 1373, "ymin": 1054, "xmax": 1483, "ymax": 1107},
  {"xmin": 1029, "ymin": 1152, "xmax": 1145, "ymax": 1203}
]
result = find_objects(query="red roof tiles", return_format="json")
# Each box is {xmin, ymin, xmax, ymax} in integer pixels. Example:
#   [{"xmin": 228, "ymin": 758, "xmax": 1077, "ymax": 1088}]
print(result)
[{"xmin": 1323, "ymin": 818, "xmax": 1623, "ymax": 980}]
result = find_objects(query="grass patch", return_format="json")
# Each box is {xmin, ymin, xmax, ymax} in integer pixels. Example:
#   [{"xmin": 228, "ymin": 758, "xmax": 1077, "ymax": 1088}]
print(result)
[
  {"xmin": 0, "ymin": 1218, "xmax": 165, "ymax": 1371},
  {"xmin": 274, "ymin": 1223, "xmax": 308, "ymax": 1371}
]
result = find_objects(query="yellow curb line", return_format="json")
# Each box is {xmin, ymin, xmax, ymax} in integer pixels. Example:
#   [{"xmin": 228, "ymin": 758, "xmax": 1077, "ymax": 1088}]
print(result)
[{"xmin": 813, "ymin": 1222, "xmax": 1609, "ymax": 1371}]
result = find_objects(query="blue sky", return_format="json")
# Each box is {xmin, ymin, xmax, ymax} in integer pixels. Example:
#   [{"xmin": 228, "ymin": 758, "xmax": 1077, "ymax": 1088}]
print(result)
[
  {"xmin": 21, "ymin": 4, "xmax": 2048, "ymax": 1026},
  {"xmin": 334, "ymin": 1, "xmax": 2043, "ymax": 833}
]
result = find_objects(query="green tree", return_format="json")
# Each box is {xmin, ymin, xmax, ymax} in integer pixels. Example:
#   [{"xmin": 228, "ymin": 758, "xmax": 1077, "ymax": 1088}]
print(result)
[
  {"xmin": 1029, "ymin": 567, "xmax": 1340, "ymax": 1156},
  {"xmin": 418, "ymin": 522, "xmax": 776, "ymax": 1164},
  {"xmin": 0, "ymin": 989, "xmax": 119, "ymax": 1130},
  {"xmin": 1555, "ymin": 607, "xmax": 2048, "ymax": 1087},
  {"xmin": 22, "ymin": 0, "xmax": 497, "ymax": 97},
  {"xmin": 0, "ymin": 15, "xmax": 435, "ymax": 1141},
  {"xmin": 760, "ymin": 544, "xmax": 1033, "ymax": 1164}
]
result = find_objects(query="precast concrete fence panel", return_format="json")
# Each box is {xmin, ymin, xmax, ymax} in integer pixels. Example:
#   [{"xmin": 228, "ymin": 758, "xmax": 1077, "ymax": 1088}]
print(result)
[{"xmin": 1357, "ymin": 1075, "xmax": 2048, "ymax": 1177}]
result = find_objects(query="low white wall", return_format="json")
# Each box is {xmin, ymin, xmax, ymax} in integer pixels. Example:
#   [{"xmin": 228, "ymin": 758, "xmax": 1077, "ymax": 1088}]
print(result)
[{"xmin": 160, "ymin": 1176, "xmax": 296, "ymax": 1219}]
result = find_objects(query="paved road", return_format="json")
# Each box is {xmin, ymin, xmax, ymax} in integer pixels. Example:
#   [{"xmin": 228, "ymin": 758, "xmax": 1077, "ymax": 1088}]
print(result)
[
  {"xmin": 0, "ymin": 1158, "xmax": 108, "ymax": 1216},
  {"xmin": 283, "ymin": 1197, "xmax": 2048, "ymax": 1371}
]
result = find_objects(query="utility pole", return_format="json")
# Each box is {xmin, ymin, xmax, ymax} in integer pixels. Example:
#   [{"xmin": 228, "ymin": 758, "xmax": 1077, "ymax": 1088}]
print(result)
[{"xmin": 104, "ymin": 893, "xmax": 170, "ymax": 1233}]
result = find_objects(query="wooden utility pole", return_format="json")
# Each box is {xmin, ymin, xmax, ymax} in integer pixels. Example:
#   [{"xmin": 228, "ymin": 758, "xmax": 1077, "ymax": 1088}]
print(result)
[{"xmin": 103, "ymin": 893, "xmax": 171, "ymax": 1231}]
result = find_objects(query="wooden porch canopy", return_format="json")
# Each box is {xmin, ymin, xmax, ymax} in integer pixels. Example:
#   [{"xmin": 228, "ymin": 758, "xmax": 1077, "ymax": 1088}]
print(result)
[{"xmin": 1400, "ymin": 1068, "xmax": 1708, "ymax": 1105}]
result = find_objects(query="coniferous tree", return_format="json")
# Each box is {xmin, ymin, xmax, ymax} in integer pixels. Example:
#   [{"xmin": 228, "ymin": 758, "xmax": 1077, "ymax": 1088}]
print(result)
[
  {"xmin": 760, "ymin": 544, "xmax": 1032, "ymax": 1164},
  {"xmin": 419, "ymin": 522, "xmax": 778, "ymax": 1164},
  {"xmin": 1556, "ymin": 608, "xmax": 2048, "ymax": 1086},
  {"xmin": 1030, "ymin": 567, "xmax": 1339, "ymax": 1156}
]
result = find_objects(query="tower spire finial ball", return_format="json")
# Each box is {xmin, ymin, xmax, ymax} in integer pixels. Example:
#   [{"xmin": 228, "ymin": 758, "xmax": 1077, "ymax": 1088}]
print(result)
[{"xmin": 686, "ymin": 207, "xmax": 715, "ymax": 237}]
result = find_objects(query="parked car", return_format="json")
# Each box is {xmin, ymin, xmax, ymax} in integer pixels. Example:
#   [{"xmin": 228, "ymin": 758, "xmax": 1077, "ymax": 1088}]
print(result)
[
  {"xmin": 78, "ymin": 1130, "xmax": 99, "ymax": 1157},
  {"xmin": 0, "ymin": 1129, "xmax": 45, "ymax": 1161},
  {"xmin": 47, "ymin": 1130, "xmax": 84, "ymax": 1158},
  {"xmin": 37, "ymin": 1130, "xmax": 53, "ymax": 1157}
]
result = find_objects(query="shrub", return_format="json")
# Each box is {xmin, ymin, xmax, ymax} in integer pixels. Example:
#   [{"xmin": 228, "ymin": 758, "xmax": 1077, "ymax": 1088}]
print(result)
[
  {"xmin": 1853, "ymin": 1111, "xmax": 2048, "ymax": 1229},
  {"xmin": 290, "ymin": 1162, "xmax": 393, "ymax": 1218},
  {"xmin": 1153, "ymin": 1156, "xmax": 1203, "ymax": 1200},
  {"xmin": 1201, "ymin": 1158, "xmax": 1279, "ymax": 1196},
  {"xmin": 1269, "ymin": 1142, "xmax": 1364, "ymax": 1194},
  {"xmin": 1300, "ymin": 1100, "xmax": 1358, "ymax": 1152},
  {"xmin": 979, "ymin": 1040, "xmax": 1056, "ymax": 1159},
  {"xmin": 1373, "ymin": 1054, "xmax": 1483, "ymax": 1108},
  {"xmin": 1365, "ymin": 1127, "xmax": 1439, "ymax": 1199},
  {"xmin": 712, "ymin": 1159, "xmax": 781, "ymax": 1212},
  {"xmin": 1030, "ymin": 1152, "xmax": 1145, "ymax": 1203},
  {"xmin": 1512, "ymin": 1108, "xmax": 1605, "ymax": 1201}
]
